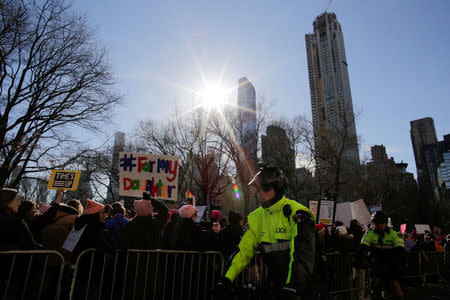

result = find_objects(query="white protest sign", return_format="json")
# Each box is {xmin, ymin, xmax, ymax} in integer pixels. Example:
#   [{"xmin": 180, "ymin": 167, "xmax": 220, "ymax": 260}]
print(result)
[
  {"xmin": 335, "ymin": 199, "xmax": 372, "ymax": 230},
  {"xmin": 62, "ymin": 225, "xmax": 87, "ymax": 252},
  {"xmin": 318, "ymin": 200, "xmax": 335, "ymax": 225},
  {"xmin": 195, "ymin": 206, "xmax": 207, "ymax": 223},
  {"xmin": 119, "ymin": 152, "xmax": 179, "ymax": 201},
  {"xmin": 351, "ymin": 199, "xmax": 372, "ymax": 229},
  {"xmin": 415, "ymin": 224, "xmax": 431, "ymax": 234},
  {"xmin": 309, "ymin": 201, "xmax": 318, "ymax": 220},
  {"xmin": 335, "ymin": 202, "xmax": 352, "ymax": 226}
]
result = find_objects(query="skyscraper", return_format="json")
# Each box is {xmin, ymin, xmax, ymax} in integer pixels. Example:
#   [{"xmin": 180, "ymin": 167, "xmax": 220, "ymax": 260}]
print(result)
[
  {"xmin": 237, "ymin": 77, "xmax": 257, "ymax": 173},
  {"xmin": 410, "ymin": 117, "xmax": 439, "ymax": 192},
  {"xmin": 106, "ymin": 131, "xmax": 125, "ymax": 203},
  {"xmin": 305, "ymin": 12, "xmax": 359, "ymax": 163},
  {"xmin": 438, "ymin": 134, "xmax": 450, "ymax": 190},
  {"xmin": 237, "ymin": 77, "xmax": 257, "ymax": 214}
]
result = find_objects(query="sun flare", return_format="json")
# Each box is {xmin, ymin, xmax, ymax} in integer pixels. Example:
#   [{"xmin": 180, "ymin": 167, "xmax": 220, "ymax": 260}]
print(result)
[{"xmin": 198, "ymin": 83, "xmax": 229, "ymax": 110}]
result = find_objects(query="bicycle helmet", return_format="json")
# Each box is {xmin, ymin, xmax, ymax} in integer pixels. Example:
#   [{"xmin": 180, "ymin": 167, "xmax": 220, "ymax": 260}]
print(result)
[
  {"xmin": 372, "ymin": 211, "xmax": 388, "ymax": 225},
  {"xmin": 247, "ymin": 162, "xmax": 286, "ymax": 194}
]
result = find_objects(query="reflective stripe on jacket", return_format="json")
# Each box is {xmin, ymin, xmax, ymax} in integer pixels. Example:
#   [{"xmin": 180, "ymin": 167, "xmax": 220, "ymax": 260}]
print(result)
[{"xmin": 224, "ymin": 196, "xmax": 314, "ymax": 283}]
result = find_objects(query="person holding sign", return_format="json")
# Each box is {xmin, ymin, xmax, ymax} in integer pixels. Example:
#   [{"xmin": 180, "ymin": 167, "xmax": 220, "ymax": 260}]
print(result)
[
  {"xmin": 217, "ymin": 162, "xmax": 317, "ymax": 299},
  {"xmin": 355, "ymin": 211, "xmax": 406, "ymax": 300}
]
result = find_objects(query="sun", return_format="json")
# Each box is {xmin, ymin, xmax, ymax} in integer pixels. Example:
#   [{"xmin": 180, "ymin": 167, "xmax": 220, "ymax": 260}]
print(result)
[{"xmin": 198, "ymin": 83, "xmax": 229, "ymax": 110}]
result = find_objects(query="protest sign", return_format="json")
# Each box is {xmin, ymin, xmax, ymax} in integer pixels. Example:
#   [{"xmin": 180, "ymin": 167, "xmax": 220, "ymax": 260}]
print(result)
[
  {"xmin": 335, "ymin": 199, "xmax": 371, "ymax": 229},
  {"xmin": 335, "ymin": 202, "xmax": 352, "ymax": 226},
  {"xmin": 195, "ymin": 206, "xmax": 207, "ymax": 223},
  {"xmin": 415, "ymin": 224, "xmax": 431, "ymax": 234},
  {"xmin": 47, "ymin": 170, "xmax": 81, "ymax": 191},
  {"xmin": 318, "ymin": 200, "xmax": 335, "ymax": 225},
  {"xmin": 351, "ymin": 199, "xmax": 372, "ymax": 228},
  {"xmin": 309, "ymin": 201, "xmax": 318, "ymax": 219},
  {"xmin": 367, "ymin": 204, "xmax": 382, "ymax": 214},
  {"xmin": 400, "ymin": 224, "xmax": 407, "ymax": 234},
  {"xmin": 119, "ymin": 152, "xmax": 179, "ymax": 200},
  {"xmin": 62, "ymin": 225, "xmax": 87, "ymax": 252}
]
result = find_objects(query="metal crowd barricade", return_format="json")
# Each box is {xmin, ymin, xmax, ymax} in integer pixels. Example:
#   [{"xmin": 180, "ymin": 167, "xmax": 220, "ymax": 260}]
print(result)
[
  {"xmin": 325, "ymin": 253, "xmax": 367, "ymax": 300},
  {"xmin": 233, "ymin": 252, "xmax": 367, "ymax": 299},
  {"xmin": 0, "ymin": 250, "xmax": 65, "ymax": 300},
  {"xmin": 233, "ymin": 252, "xmax": 269, "ymax": 288},
  {"xmin": 69, "ymin": 249, "xmax": 224, "ymax": 300}
]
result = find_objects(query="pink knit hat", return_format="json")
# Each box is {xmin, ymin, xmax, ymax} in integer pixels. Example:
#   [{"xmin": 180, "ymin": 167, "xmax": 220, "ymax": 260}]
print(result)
[
  {"xmin": 211, "ymin": 210, "xmax": 222, "ymax": 221},
  {"xmin": 84, "ymin": 199, "xmax": 105, "ymax": 215},
  {"xmin": 37, "ymin": 202, "xmax": 51, "ymax": 214},
  {"xmin": 134, "ymin": 199, "xmax": 153, "ymax": 216},
  {"xmin": 178, "ymin": 205, "xmax": 197, "ymax": 219}
]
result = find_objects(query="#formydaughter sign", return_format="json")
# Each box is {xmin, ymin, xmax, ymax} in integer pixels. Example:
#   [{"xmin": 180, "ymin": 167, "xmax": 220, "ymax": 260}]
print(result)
[{"xmin": 119, "ymin": 152, "xmax": 179, "ymax": 201}]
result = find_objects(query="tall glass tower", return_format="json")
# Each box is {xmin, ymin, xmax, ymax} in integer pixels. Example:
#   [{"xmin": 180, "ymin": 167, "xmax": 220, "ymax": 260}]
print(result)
[{"xmin": 305, "ymin": 12, "xmax": 359, "ymax": 163}]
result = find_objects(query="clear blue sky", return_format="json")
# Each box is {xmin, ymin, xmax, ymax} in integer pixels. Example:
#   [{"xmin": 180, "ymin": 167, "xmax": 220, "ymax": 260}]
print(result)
[{"xmin": 72, "ymin": 0, "xmax": 450, "ymax": 177}]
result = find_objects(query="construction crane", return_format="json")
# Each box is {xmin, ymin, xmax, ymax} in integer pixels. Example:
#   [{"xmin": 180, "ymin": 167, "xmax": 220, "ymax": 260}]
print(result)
[{"xmin": 325, "ymin": 0, "xmax": 334, "ymax": 12}]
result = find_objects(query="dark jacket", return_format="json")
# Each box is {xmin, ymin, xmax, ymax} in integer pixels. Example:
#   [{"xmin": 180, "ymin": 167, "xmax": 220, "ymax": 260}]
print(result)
[
  {"xmin": 105, "ymin": 213, "xmax": 129, "ymax": 244},
  {"xmin": 219, "ymin": 224, "xmax": 244, "ymax": 260},
  {"xmin": 0, "ymin": 209, "xmax": 39, "ymax": 251},
  {"xmin": 71, "ymin": 214, "xmax": 111, "ymax": 263},
  {"xmin": 163, "ymin": 217, "xmax": 212, "ymax": 251},
  {"xmin": 120, "ymin": 198, "xmax": 168, "ymax": 250}
]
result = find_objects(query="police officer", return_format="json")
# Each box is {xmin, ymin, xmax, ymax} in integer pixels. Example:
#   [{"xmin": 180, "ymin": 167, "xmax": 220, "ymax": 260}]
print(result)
[
  {"xmin": 218, "ymin": 163, "xmax": 317, "ymax": 299},
  {"xmin": 356, "ymin": 211, "xmax": 405, "ymax": 300}
]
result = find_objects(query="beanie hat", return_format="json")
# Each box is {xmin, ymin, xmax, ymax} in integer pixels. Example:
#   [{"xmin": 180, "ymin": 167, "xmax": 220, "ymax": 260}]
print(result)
[
  {"xmin": 37, "ymin": 202, "xmax": 51, "ymax": 214},
  {"xmin": 134, "ymin": 199, "xmax": 153, "ymax": 216},
  {"xmin": 211, "ymin": 210, "xmax": 222, "ymax": 221},
  {"xmin": 316, "ymin": 223, "xmax": 327, "ymax": 233},
  {"xmin": 178, "ymin": 205, "xmax": 197, "ymax": 219},
  {"xmin": 84, "ymin": 199, "xmax": 105, "ymax": 215},
  {"xmin": 336, "ymin": 225, "xmax": 347, "ymax": 236}
]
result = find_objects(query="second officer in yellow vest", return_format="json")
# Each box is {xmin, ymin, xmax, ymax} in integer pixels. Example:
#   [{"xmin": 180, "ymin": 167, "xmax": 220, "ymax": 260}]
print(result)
[{"xmin": 223, "ymin": 163, "xmax": 317, "ymax": 298}]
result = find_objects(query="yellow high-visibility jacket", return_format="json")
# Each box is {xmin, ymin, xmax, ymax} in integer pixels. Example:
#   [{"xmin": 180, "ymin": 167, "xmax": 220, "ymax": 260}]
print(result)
[{"xmin": 224, "ymin": 196, "xmax": 315, "ymax": 286}]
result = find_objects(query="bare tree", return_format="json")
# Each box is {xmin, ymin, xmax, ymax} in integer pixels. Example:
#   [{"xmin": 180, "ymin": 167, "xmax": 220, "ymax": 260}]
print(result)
[
  {"xmin": 0, "ymin": 0, "xmax": 121, "ymax": 187},
  {"xmin": 134, "ymin": 107, "xmax": 231, "ymax": 209},
  {"xmin": 210, "ymin": 95, "xmax": 271, "ymax": 216},
  {"xmin": 263, "ymin": 116, "xmax": 316, "ymax": 203}
]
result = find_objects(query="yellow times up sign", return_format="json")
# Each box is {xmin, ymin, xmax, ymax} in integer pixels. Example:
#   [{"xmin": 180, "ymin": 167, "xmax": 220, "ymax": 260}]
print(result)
[{"xmin": 47, "ymin": 170, "xmax": 81, "ymax": 191}]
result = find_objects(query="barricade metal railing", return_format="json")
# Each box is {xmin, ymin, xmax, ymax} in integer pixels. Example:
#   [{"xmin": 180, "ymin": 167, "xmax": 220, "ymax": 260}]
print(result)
[
  {"xmin": 69, "ymin": 249, "xmax": 224, "ymax": 300},
  {"xmin": 233, "ymin": 252, "xmax": 367, "ymax": 299},
  {"xmin": 0, "ymin": 250, "xmax": 65, "ymax": 300},
  {"xmin": 2, "ymin": 249, "xmax": 447, "ymax": 300}
]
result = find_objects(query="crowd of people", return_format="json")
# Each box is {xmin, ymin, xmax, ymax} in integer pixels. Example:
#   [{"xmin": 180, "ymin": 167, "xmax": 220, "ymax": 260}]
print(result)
[
  {"xmin": 1, "ymin": 181, "xmax": 450, "ymax": 300},
  {"xmin": 0, "ymin": 188, "xmax": 245, "ymax": 264}
]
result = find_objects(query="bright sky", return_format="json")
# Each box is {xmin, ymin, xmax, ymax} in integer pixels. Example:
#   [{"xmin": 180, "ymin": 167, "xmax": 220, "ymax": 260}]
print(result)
[{"xmin": 72, "ymin": 0, "xmax": 450, "ymax": 177}]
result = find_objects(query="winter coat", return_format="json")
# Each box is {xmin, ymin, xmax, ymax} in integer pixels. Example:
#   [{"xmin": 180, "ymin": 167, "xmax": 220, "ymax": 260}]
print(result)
[
  {"xmin": 219, "ymin": 224, "xmax": 244, "ymax": 260},
  {"xmin": 40, "ymin": 204, "xmax": 79, "ymax": 251},
  {"xmin": 104, "ymin": 213, "xmax": 129, "ymax": 244},
  {"xmin": 163, "ymin": 217, "xmax": 212, "ymax": 251},
  {"xmin": 0, "ymin": 209, "xmax": 38, "ymax": 251},
  {"xmin": 71, "ymin": 214, "xmax": 112, "ymax": 263},
  {"xmin": 120, "ymin": 215, "xmax": 164, "ymax": 250}
]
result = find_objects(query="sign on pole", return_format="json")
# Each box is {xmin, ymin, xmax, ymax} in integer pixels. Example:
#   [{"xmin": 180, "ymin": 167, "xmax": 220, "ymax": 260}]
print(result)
[
  {"xmin": 119, "ymin": 152, "xmax": 179, "ymax": 201},
  {"xmin": 195, "ymin": 205, "xmax": 207, "ymax": 223},
  {"xmin": 47, "ymin": 170, "xmax": 81, "ymax": 191},
  {"xmin": 415, "ymin": 224, "xmax": 431, "ymax": 235},
  {"xmin": 309, "ymin": 201, "xmax": 318, "ymax": 220},
  {"xmin": 318, "ymin": 200, "xmax": 335, "ymax": 225}
]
